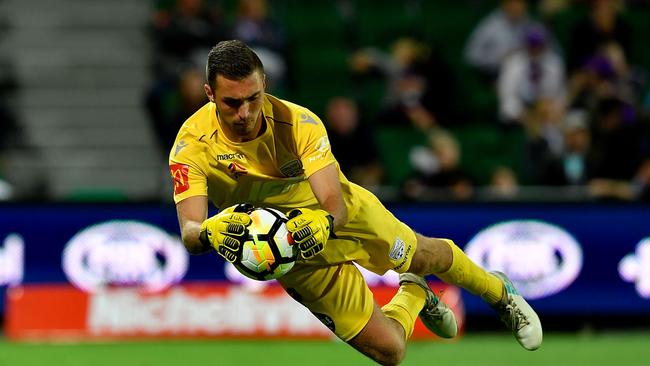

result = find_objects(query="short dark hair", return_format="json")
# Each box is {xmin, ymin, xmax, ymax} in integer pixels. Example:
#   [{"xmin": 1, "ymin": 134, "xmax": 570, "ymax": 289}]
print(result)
[{"xmin": 205, "ymin": 40, "xmax": 264, "ymax": 89}]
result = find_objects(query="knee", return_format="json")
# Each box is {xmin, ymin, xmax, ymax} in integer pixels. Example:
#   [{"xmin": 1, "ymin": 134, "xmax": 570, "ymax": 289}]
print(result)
[
  {"xmin": 409, "ymin": 234, "xmax": 453, "ymax": 275},
  {"xmin": 372, "ymin": 341, "xmax": 405, "ymax": 366},
  {"xmin": 357, "ymin": 329, "xmax": 406, "ymax": 365}
]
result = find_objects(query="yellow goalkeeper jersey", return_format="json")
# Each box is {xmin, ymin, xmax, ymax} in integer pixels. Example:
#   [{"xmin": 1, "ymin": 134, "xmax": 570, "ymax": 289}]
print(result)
[{"xmin": 169, "ymin": 94, "xmax": 359, "ymax": 214}]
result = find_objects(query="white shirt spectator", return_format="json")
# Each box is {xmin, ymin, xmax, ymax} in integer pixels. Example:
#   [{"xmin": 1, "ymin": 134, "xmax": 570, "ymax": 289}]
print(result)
[
  {"xmin": 464, "ymin": 9, "xmax": 532, "ymax": 75},
  {"xmin": 498, "ymin": 49, "xmax": 566, "ymax": 122}
]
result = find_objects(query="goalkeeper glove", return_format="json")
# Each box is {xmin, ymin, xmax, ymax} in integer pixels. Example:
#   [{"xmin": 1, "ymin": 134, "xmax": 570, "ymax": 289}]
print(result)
[
  {"xmin": 286, "ymin": 208, "xmax": 334, "ymax": 259},
  {"xmin": 200, "ymin": 203, "xmax": 253, "ymax": 262}
]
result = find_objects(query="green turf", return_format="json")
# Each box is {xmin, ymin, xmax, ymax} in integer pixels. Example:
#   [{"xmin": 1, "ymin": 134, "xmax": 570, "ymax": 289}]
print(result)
[{"xmin": 1, "ymin": 332, "xmax": 648, "ymax": 366}]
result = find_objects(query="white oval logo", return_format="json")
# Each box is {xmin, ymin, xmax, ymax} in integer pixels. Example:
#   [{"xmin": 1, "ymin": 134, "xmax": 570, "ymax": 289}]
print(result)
[
  {"xmin": 465, "ymin": 220, "xmax": 582, "ymax": 299},
  {"xmin": 0, "ymin": 234, "xmax": 24, "ymax": 287},
  {"xmin": 619, "ymin": 237, "xmax": 650, "ymax": 298},
  {"xmin": 62, "ymin": 221, "xmax": 188, "ymax": 293}
]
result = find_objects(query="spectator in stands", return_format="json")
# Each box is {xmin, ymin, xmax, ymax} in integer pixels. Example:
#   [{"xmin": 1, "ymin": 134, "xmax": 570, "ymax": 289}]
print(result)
[
  {"xmin": 0, "ymin": 103, "xmax": 16, "ymax": 200},
  {"xmin": 498, "ymin": 24, "xmax": 566, "ymax": 127},
  {"xmin": 464, "ymin": 0, "xmax": 533, "ymax": 79},
  {"xmin": 521, "ymin": 98, "xmax": 566, "ymax": 183},
  {"xmin": 496, "ymin": 25, "xmax": 567, "ymax": 184},
  {"xmin": 404, "ymin": 128, "xmax": 473, "ymax": 200},
  {"xmin": 590, "ymin": 97, "xmax": 645, "ymax": 181},
  {"xmin": 567, "ymin": 0, "xmax": 632, "ymax": 73},
  {"xmin": 567, "ymin": 42, "xmax": 641, "ymax": 113},
  {"xmin": 0, "ymin": 40, "xmax": 18, "ymax": 200},
  {"xmin": 632, "ymin": 158, "xmax": 650, "ymax": 201},
  {"xmin": 146, "ymin": 65, "xmax": 208, "ymax": 153},
  {"xmin": 587, "ymin": 158, "xmax": 650, "ymax": 201},
  {"xmin": 233, "ymin": 0, "xmax": 288, "ymax": 93},
  {"xmin": 148, "ymin": 0, "xmax": 227, "ymax": 153},
  {"xmin": 324, "ymin": 97, "xmax": 383, "ymax": 189},
  {"xmin": 485, "ymin": 166, "xmax": 520, "ymax": 200},
  {"xmin": 540, "ymin": 110, "xmax": 595, "ymax": 185},
  {"xmin": 350, "ymin": 37, "xmax": 457, "ymax": 129},
  {"xmin": 151, "ymin": 0, "xmax": 228, "ymax": 77}
]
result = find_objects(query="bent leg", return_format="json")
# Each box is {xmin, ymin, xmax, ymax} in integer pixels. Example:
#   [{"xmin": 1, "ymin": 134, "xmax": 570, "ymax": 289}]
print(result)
[{"xmin": 279, "ymin": 262, "xmax": 425, "ymax": 365}]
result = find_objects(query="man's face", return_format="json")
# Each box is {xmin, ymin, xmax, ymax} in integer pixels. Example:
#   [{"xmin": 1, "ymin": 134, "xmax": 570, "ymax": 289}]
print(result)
[{"xmin": 206, "ymin": 70, "xmax": 265, "ymax": 139}]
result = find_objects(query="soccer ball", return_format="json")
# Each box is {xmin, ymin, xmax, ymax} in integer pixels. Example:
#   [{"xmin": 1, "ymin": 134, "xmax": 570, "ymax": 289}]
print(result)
[{"xmin": 234, "ymin": 207, "xmax": 298, "ymax": 281}]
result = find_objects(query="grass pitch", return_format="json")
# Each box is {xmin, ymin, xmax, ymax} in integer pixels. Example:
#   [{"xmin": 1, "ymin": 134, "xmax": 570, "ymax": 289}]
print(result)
[{"xmin": 1, "ymin": 332, "xmax": 648, "ymax": 366}]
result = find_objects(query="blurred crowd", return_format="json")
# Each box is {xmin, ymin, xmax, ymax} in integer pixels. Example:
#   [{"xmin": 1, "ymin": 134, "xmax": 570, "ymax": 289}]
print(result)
[
  {"xmin": 2, "ymin": 0, "xmax": 649, "ymax": 202},
  {"xmin": 148, "ymin": 0, "xmax": 650, "ymax": 202},
  {"xmin": 146, "ymin": 0, "xmax": 289, "ymax": 153}
]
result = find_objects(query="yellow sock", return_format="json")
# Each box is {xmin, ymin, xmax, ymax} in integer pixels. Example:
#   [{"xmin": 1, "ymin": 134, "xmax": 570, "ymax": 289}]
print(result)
[
  {"xmin": 435, "ymin": 239, "xmax": 504, "ymax": 305},
  {"xmin": 382, "ymin": 283, "xmax": 426, "ymax": 339}
]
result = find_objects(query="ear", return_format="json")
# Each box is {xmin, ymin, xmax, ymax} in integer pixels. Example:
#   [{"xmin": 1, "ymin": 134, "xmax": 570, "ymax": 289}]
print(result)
[{"xmin": 204, "ymin": 84, "xmax": 214, "ymax": 102}]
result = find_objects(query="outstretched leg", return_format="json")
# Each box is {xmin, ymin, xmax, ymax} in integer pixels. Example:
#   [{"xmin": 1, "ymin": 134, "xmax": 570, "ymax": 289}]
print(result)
[{"xmin": 406, "ymin": 234, "xmax": 543, "ymax": 350}]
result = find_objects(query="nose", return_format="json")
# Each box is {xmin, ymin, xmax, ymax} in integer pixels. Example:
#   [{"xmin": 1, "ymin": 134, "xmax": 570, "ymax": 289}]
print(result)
[{"xmin": 238, "ymin": 102, "xmax": 250, "ymax": 120}]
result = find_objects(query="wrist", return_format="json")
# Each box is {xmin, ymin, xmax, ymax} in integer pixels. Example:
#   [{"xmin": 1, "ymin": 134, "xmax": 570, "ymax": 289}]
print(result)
[
  {"xmin": 199, "ymin": 228, "xmax": 210, "ymax": 247},
  {"xmin": 322, "ymin": 211, "xmax": 337, "ymax": 239},
  {"xmin": 198, "ymin": 220, "xmax": 214, "ymax": 251}
]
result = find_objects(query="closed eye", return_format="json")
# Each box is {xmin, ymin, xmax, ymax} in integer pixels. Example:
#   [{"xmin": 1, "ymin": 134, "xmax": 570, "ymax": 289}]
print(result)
[
  {"xmin": 223, "ymin": 99, "xmax": 242, "ymax": 109},
  {"xmin": 222, "ymin": 92, "xmax": 260, "ymax": 109}
]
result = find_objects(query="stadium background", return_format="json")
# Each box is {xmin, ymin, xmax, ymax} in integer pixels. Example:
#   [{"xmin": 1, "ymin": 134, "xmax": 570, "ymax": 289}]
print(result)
[{"xmin": 1, "ymin": 0, "xmax": 649, "ymax": 365}]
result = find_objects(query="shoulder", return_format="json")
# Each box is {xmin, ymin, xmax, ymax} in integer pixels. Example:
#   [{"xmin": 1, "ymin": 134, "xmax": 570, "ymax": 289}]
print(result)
[
  {"xmin": 478, "ymin": 10, "xmax": 504, "ymax": 29},
  {"xmin": 264, "ymin": 94, "xmax": 323, "ymax": 127},
  {"xmin": 180, "ymin": 102, "xmax": 217, "ymax": 139},
  {"xmin": 169, "ymin": 103, "xmax": 215, "ymax": 162}
]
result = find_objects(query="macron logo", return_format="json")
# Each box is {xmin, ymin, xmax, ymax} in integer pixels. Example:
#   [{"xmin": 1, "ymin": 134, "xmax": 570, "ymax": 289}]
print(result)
[
  {"xmin": 299, "ymin": 113, "xmax": 318, "ymax": 125},
  {"xmin": 174, "ymin": 140, "xmax": 188, "ymax": 156}
]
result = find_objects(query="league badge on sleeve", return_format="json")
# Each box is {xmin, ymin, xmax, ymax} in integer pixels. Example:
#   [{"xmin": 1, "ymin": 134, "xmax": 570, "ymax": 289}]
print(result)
[{"xmin": 170, "ymin": 163, "xmax": 190, "ymax": 194}]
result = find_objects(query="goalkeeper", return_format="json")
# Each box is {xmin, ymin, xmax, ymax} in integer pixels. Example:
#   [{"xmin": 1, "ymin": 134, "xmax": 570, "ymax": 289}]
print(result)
[{"xmin": 170, "ymin": 40, "xmax": 542, "ymax": 365}]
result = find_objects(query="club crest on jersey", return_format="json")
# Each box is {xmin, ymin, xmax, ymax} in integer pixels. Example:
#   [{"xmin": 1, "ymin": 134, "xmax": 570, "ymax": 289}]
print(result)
[
  {"xmin": 280, "ymin": 159, "xmax": 303, "ymax": 177},
  {"xmin": 228, "ymin": 162, "xmax": 248, "ymax": 179}
]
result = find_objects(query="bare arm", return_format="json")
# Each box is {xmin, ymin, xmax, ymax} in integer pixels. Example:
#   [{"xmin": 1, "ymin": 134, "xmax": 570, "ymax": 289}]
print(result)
[
  {"xmin": 308, "ymin": 163, "xmax": 348, "ymax": 231},
  {"xmin": 176, "ymin": 195, "xmax": 212, "ymax": 255}
]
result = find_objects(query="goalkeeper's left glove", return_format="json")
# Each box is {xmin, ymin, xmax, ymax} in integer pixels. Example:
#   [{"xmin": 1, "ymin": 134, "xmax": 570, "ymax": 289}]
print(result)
[{"xmin": 286, "ymin": 208, "xmax": 335, "ymax": 259}]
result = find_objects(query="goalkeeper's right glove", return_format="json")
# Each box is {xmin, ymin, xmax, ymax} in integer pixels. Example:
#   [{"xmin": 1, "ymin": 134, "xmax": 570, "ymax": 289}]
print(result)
[{"xmin": 199, "ymin": 203, "xmax": 253, "ymax": 262}]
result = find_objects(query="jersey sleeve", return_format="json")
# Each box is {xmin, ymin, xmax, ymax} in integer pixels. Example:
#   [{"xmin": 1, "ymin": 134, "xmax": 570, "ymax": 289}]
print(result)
[
  {"xmin": 294, "ymin": 108, "xmax": 337, "ymax": 177},
  {"xmin": 168, "ymin": 131, "xmax": 209, "ymax": 203}
]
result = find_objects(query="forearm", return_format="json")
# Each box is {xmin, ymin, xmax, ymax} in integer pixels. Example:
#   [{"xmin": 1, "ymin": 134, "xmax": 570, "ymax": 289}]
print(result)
[
  {"xmin": 181, "ymin": 220, "xmax": 213, "ymax": 255},
  {"xmin": 319, "ymin": 195, "xmax": 348, "ymax": 232},
  {"xmin": 307, "ymin": 164, "xmax": 349, "ymax": 232}
]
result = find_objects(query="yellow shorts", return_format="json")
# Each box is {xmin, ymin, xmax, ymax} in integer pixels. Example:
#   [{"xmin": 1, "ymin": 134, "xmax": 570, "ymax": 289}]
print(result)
[{"xmin": 279, "ymin": 185, "xmax": 418, "ymax": 341}]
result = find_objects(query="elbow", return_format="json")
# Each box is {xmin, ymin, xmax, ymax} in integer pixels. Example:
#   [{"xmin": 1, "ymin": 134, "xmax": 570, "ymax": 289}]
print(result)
[
  {"xmin": 340, "ymin": 206, "xmax": 349, "ymax": 226},
  {"xmin": 182, "ymin": 234, "xmax": 211, "ymax": 255},
  {"xmin": 333, "ymin": 205, "xmax": 349, "ymax": 231},
  {"xmin": 185, "ymin": 243, "xmax": 205, "ymax": 255}
]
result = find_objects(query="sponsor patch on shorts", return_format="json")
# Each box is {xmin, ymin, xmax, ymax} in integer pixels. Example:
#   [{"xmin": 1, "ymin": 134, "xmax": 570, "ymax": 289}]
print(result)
[
  {"xmin": 389, "ymin": 237, "xmax": 406, "ymax": 261},
  {"xmin": 313, "ymin": 312, "xmax": 335, "ymax": 333}
]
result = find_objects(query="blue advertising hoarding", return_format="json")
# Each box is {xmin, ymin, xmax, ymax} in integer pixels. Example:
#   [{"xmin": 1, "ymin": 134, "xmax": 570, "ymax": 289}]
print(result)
[{"xmin": 1, "ymin": 203, "xmax": 649, "ymax": 316}]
